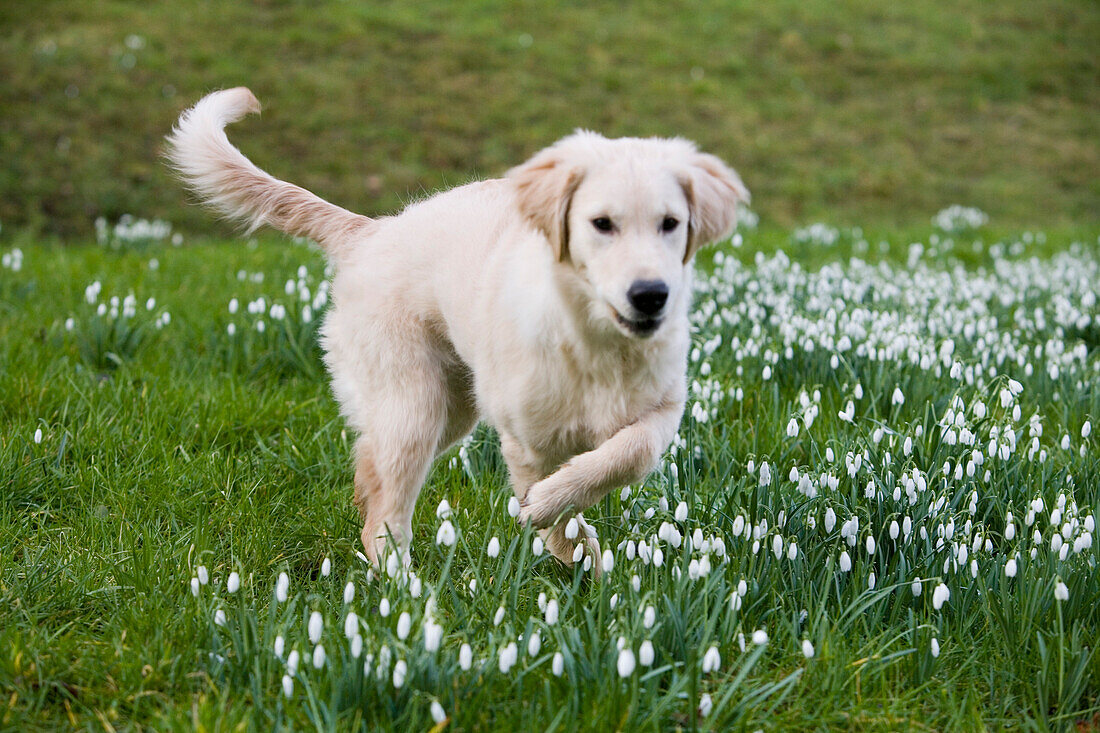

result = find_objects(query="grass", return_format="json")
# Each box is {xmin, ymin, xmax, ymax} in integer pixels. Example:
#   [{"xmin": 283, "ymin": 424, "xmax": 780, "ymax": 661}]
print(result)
[
  {"xmin": 1, "ymin": 0, "xmax": 1098, "ymax": 237},
  {"xmin": 1, "ymin": 218, "xmax": 1098, "ymax": 729}
]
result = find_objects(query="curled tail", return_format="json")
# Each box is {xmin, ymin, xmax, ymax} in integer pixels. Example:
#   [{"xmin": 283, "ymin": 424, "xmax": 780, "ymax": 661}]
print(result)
[{"xmin": 165, "ymin": 88, "xmax": 373, "ymax": 254}]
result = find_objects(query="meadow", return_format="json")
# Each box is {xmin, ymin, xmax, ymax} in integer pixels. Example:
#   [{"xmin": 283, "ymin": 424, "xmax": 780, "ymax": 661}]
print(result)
[{"xmin": 1, "ymin": 211, "xmax": 1097, "ymax": 730}]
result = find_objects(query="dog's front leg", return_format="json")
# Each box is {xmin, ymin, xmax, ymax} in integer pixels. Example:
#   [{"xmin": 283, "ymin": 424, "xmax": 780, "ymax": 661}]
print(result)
[{"xmin": 518, "ymin": 392, "xmax": 685, "ymax": 529}]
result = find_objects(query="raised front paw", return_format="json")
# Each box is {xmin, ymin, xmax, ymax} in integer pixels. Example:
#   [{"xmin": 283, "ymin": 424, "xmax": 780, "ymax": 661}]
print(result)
[{"xmin": 517, "ymin": 479, "xmax": 574, "ymax": 529}]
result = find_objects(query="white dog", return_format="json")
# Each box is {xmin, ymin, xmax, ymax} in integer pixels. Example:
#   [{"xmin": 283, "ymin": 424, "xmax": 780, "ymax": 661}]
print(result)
[{"xmin": 167, "ymin": 88, "xmax": 748, "ymax": 574}]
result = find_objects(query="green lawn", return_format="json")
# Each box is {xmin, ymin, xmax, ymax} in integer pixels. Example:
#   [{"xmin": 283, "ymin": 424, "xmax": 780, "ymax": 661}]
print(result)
[
  {"xmin": 1, "ymin": 220, "xmax": 1098, "ymax": 729},
  {"xmin": 1, "ymin": 0, "xmax": 1097, "ymax": 236}
]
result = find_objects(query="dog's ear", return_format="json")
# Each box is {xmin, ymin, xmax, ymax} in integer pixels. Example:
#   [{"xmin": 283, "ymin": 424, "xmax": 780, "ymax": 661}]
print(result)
[
  {"xmin": 679, "ymin": 152, "xmax": 750, "ymax": 263},
  {"xmin": 509, "ymin": 149, "xmax": 584, "ymax": 261}
]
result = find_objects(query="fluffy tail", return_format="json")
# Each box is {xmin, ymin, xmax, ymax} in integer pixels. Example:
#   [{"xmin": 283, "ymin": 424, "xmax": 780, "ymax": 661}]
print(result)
[{"xmin": 165, "ymin": 88, "xmax": 373, "ymax": 253}]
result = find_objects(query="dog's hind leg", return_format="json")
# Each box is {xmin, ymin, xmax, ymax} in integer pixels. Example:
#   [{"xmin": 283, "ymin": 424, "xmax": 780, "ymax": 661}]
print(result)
[{"xmin": 349, "ymin": 342, "xmax": 450, "ymax": 568}]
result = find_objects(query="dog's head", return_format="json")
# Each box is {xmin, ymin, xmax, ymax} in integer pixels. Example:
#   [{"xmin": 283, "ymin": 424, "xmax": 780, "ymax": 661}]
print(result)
[{"xmin": 509, "ymin": 131, "xmax": 749, "ymax": 339}]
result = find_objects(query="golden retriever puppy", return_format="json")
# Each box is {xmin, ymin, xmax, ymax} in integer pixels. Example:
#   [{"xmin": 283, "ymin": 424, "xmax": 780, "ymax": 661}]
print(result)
[{"xmin": 167, "ymin": 88, "xmax": 748, "ymax": 574}]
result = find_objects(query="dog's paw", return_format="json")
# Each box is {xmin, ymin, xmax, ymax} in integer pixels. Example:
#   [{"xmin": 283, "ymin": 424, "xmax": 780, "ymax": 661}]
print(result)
[{"xmin": 517, "ymin": 481, "xmax": 571, "ymax": 529}]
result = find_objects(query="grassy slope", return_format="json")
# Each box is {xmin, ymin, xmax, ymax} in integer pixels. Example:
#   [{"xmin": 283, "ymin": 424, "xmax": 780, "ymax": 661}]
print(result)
[
  {"xmin": 1, "ymin": 0, "xmax": 1098, "ymax": 236},
  {"xmin": 0, "ymin": 227, "xmax": 1098, "ymax": 729}
]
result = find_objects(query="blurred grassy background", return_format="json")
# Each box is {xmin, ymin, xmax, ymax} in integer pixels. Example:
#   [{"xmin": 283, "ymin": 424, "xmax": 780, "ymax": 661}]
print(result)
[{"xmin": 1, "ymin": 0, "xmax": 1097, "ymax": 238}]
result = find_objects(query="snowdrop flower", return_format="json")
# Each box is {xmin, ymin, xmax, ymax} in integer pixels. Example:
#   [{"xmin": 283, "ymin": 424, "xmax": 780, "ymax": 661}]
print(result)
[
  {"xmin": 424, "ymin": 618, "xmax": 443, "ymax": 653},
  {"xmin": 308, "ymin": 611, "xmax": 323, "ymax": 644},
  {"xmin": 824, "ymin": 507, "xmax": 836, "ymax": 533},
  {"xmin": 911, "ymin": 579, "xmax": 922, "ymax": 597},
  {"xmin": 752, "ymin": 629, "xmax": 769, "ymax": 645},
  {"xmin": 214, "ymin": 609, "xmax": 226, "ymax": 627},
  {"xmin": 287, "ymin": 649, "xmax": 300, "ymax": 677},
  {"xmin": 321, "ymin": 557, "xmax": 331, "ymax": 577},
  {"xmin": 351, "ymin": 634, "xmax": 363, "ymax": 659},
  {"xmin": 281, "ymin": 674, "xmax": 293, "ymax": 698},
  {"xmin": 701, "ymin": 645, "xmax": 721, "ymax": 673},
  {"xmin": 786, "ymin": 418, "xmax": 799, "ymax": 437},
  {"xmin": 1054, "ymin": 581, "xmax": 1069, "ymax": 601},
  {"xmin": 436, "ymin": 520, "xmax": 456, "ymax": 546},
  {"xmin": 565, "ymin": 517, "xmax": 579, "ymax": 540},
  {"xmin": 34, "ymin": 428, "xmax": 43, "ymax": 444},
  {"xmin": 865, "ymin": 536, "xmax": 876, "ymax": 555},
  {"xmin": 532, "ymin": 536, "xmax": 545, "ymax": 555},
  {"xmin": 498, "ymin": 642, "xmax": 518, "ymax": 673},
  {"xmin": 494, "ymin": 606, "xmax": 505, "ymax": 626},
  {"xmin": 839, "ymin": 551, "xmax": 852, "ymax": 572},
  {"xmin": 227, "ymin": 572, "xmax": 240, "ymax": 594},
  {"xmin": 545, "ymin": 599, "xmax": 559, "ymax": 626},
  {"xmin": 397, "ymin": 611, "xmax": 411, "ymax": 640},
  {"xmin": 801, "ymin": 639, "xmax": 815, "ymax": 658},
  {"xmin": 617, "ymin": 647, "xmax": 636, "ymax": 677},
  {"xmin": 892, "ymin": 387, "xmax": 905, "ymax": 405},
  {"xmin": 551, "ymin": 651, "xmax": 564, "ymax": 677},
  {"xmin": 344, "ymin": 581, "xmax": 355, "ymax": 605},
  {"xmin": 197, "ymin": 565, "xmax": 209, "ymax": 585},
  {"xmin": 430, "ymin": 701, "xmax": 447, "ymax": 724},
  {"xmin": 758, "ymin": 461, "xmax": 772, "ymax": 486},
  {"xmin": 344, "ymin": 612, "xmax": 359, "ymax": 639},
  {"xmin": 190, "ymin": 577, "xmax": 200, "ymax": 597},
  {"xmin": 527, "ymin": 630, "xmax": 541, "ymax": 657},
  {"xmin": 276, "ymin": 572, "xmax": 289, "ymax": 603},
  {"xmin": 699, "ymin": 693, "xmax": 713, "ymax": 717},
  {"xmin": 508, "ymin": 496, "xmax": 520, "ymax": 517},
  {"xmin": 487, "ymin": 536, "xmax": 500, "ymax": 558},
  {"xmin": 459, "ymin": 643, "xmax": 473, "ymax": 670},
  {"xmin": 602, "ymin": 549, "xmax": 615, "ymax": 574},
  {"xmin": 639, "ymin": 640, "xmax": 655, "ymax": 666},
  {"xmin": 379, "ymin": 598, "xmax": 391, "ymax": 617},
  {"xmin": 675, "ymin": 501, "xmax": 688, "ymax": 522},
  {"xmin": 393, "ymin": 659, "xmax": 407, "ymax": 688},
  {"xmin": 312, "ymin": 644, "xmax": 326, "ymax": 669},
  {"xmin": 1083, "ymin": 421, "xmax": 1092, "ymax": 439},
  {"xmin": 274, "ymin": 635, "xmax": 285, "ymax": 658},
  {"xmin": 931, "ymin": 638, "xmax": 940, "ymax": 658},
  {"xmin": 932, "ymin": 583, "xmax": 950, "ymax": 610},
  {"xmin": 1005, "ymin": 559, "xmax": 1017, "ymax": 578}
]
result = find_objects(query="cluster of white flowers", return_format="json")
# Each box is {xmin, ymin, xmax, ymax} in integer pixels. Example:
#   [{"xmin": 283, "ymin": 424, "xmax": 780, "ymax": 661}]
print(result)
[
  {"xmin": 225, "ymin": 264, "xmax": 331, "ymax": 336},
  {"xmin": 95, "ymin": 215, "xmax": 182, "ymax": 248},
  {"xmin": 792, "ymin": 222, "xmax": 841, "ymax": 247},
  {"xmin": 1, "ymin": 246, "xmax": 23, "ymax": 271},
  {"xmin": 932, "ymin": 205, "xmax": 988, "ymax": 233}
]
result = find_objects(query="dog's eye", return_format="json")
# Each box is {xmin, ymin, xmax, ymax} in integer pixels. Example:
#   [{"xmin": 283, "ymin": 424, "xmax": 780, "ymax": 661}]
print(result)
[
  {"xmin": 591, "ymin": 217, "xmax": 614, "ymax": 233},
  {"xmin": 661, "ymin": 216, "xmax": 680, "ymax": 233}
]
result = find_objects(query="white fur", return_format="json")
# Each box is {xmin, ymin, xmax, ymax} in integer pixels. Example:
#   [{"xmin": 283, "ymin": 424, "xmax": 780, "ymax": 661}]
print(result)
[{"xmin": 167, "ymin": 88, "xmax": 749, "ymax": 575}]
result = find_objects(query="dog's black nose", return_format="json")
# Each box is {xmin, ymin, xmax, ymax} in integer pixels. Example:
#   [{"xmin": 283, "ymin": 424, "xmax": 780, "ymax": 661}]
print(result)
[{"xmin": 627, "ymin": 279, "xmax": 669, "ymax": 316}]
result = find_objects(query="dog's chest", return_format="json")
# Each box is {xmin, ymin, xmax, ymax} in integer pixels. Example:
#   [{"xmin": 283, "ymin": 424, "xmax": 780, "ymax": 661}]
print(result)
[{"xmin": 498, "ymin": 342, "xmax": 671, "ymax": 460}]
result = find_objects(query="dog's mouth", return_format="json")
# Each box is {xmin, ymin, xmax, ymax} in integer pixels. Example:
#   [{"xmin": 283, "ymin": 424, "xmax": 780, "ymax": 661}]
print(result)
[{"xmin": 611, "ymin": 307, "xmax": 663, "ymax": 337}]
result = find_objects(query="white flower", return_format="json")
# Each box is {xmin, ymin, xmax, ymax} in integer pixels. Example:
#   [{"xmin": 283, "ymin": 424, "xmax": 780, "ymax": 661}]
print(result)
[
  {"xmin": 839, "ymin": 551, "xmax": 852, "ymax": 572},
  {"xmin": 532, "ymin": 536, "xmax": 545, "ymax": 555},
  {"xmin": 551, "ymin": 651, "xmax": 564, "ymax": 677},
  {"xmin": 34, "ymin": 428, "xmax": 43, "ymax": 444},
  {"xmin": 487, "ymin": 536, "xmax": 501, "ymax": 558},
  {"xmin": 321, "ymin": 557, "xmax": 331, "ymax": 577},
  {"xmin": 436, "ymin": 520, "xmax": 456, "ymax": 547},
  {"xmin": 545, "ymin": 599, "xmax": 559, "ymax": 626},
  {"xmin": 931, "ymin": 638, "xmax": 940, "ymax": 658},
  {"xmin": 287, "ymin": 649, "xmax": 300, "ymax": 677},
  {"xmin": 379, "ymin": 598, "xmax": 391, "ymax": 617},
  {"xmin": 752, "ymin": 629, "xmax": 768, "ymax": 645},
  {"xmin": 699, "ymin": 693, "xmax": 713, "ymax": 717},
  {"xmin": 397, "ymin": 611, "xmax": 411, "ymax": 640},
  {"xmin": 274, "ymin": 635, "xmax": 285, "ymax": 658},
  {"xmin": 344, "ymin": 612, "xmax": 359, "ymax": 639},
  {"xmin": 758, "ymin": 462, "xmax": 772, "ymax": 486},
  {"xmin": 494, "ymin": 606, "xmax": 505, "ymax": 626},
  {"xmin": 393, "ymin": 659, "xmax": 407, "ymax": 688},
  {"xmin": 572, "ymin": 543, "xmax": 585, "ymax": 563},
  {"xmin": 801, "ymin": 639, "xmax": 815, "ymax": 658},
  {"xmin": 197, "ymin": 565, "xmax": 209, "ymax": 585},
  {"xmin": 643, "ymin": 605, "xmax": 656, "ymax": 629},
  {"xmin": 617, "ymin": 647, "xmax": 636, "ymax": 677},
  {"xmin": 527, "ymin": 630, "xmax": 541, "ymax": 657},
  {"xmin": 424, "ymin": 619, "xmax": 443, "ymax": 653},
  {"xmin": 312, "ymin": 644, "xmax": 326, "ymax": 669},
  {"xmin": 308, "ymin": 611, "xmax": 323, "ymax": 644},
  {"xmin": 498, "ymin": 642, "xmax": 518, "ymax": 673},
  {"xmin": 276, "ymin": 572, "xmax": 289, "ymax": 603},
  {"xmin": 865, "ymin": 536, "xmax": 876, "ymax": 555},
  {"xmin": 459, "ymin": 643, "xmax": 473, "ymax": 670},
  {"xmin": 508, "ymin": 496, "xmax": 521, "ymax": 517},
  {"xmin": 281, "ymin": 674, "xmax": 293, "ymax": 698},
  {"xmin": 190, "ymin": 577, "xmax": 200, "ymax": 597},
  {"xmin": 565, "ymin": 518, "xmax": 579, "ymax": 540},
  {"xmin": 1005, "ymin": 559, "xmax": 1017, "ymax": 578},
  {"xmin": 602, "ymin": 549, "xmax": 615, "ymax": 574},
  {"xmin": 911, "ymin": 579, "xmax": 922, "ymax": 597},
  {"xmin": 351, "ymin": 634, "xmax": 363, "ymax": 658},
  {"xmin": 430, "ymin": 700, "xmax": 447, "ymax": 724},
  {"xmin": 786, "ymin": 418, "xmax": 799, "ymax": 437},
  {"xmin": 675, "ymin": 501, "xmax": 688, "ymax": 522},
  {"xmin": 701, "ymin": 645, "xmax": 721, "ymax": 673},
  {"xmin": 344, "ymin": 581, "xmax": 355, "ymax": 605},
  {"xmin": 932, "ymin": 583, "xmax": 950, "ymax": 610},
  {"xmin": 1054, "ymin": 581, "xmax": 1069, "ymax": 601},
  {"xmin": 892, "ymin": 387, "xmax": 905, "ymax": 405},
  {"xmin": 214, "ymin": 609, "xmax": 226, "ymax": 627},
  {"xmin": 639, "ymin": 640, "xmax": 654, "ymax": 666},
  {"xmin": 1083, "ymin": 421, "xmax": 1092, "ymax": 439}
]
